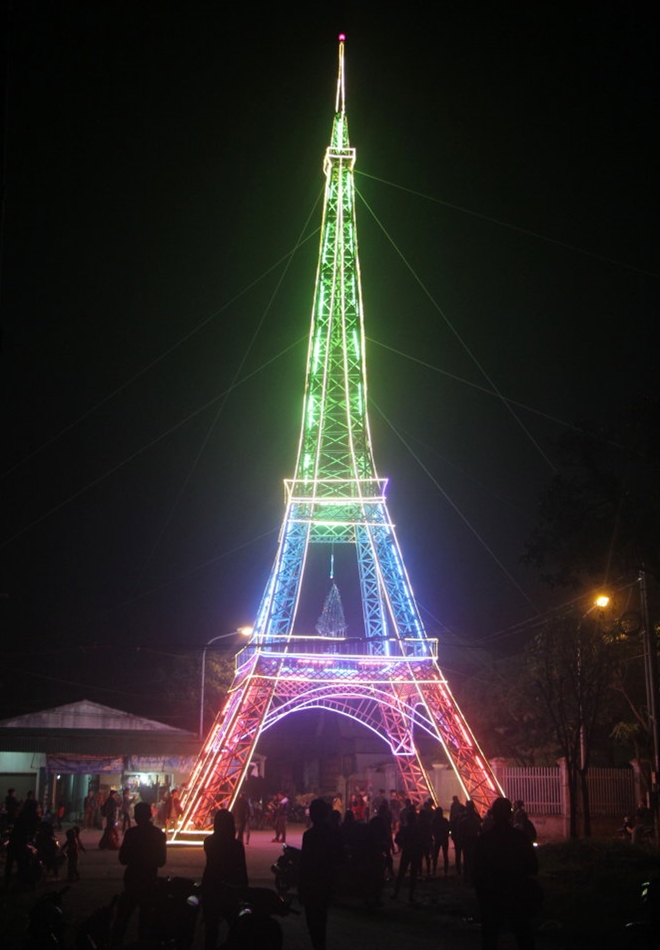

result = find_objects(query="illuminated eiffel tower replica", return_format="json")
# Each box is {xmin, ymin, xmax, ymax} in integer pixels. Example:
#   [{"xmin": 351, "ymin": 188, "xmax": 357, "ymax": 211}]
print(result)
[{"xmin": 172, "ymin": 36, "xmax": 501, "ymax": 842}]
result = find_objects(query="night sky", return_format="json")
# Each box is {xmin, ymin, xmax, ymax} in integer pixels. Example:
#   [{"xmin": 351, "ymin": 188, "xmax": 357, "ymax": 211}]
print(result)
[{"xmin": 0, "ymin": 2, "xmax": 657, "ymax": 724}]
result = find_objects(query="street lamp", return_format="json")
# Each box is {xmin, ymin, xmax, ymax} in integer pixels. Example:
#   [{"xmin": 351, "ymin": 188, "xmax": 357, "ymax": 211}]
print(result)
[{"xmin": 199, "ymin": 627, "xmax": 252, "ymax": 739}]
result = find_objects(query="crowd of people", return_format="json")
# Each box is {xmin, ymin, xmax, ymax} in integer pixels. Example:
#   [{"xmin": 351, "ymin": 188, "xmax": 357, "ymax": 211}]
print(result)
[
  {"xmin": 1, "ymin": 783, "xmax": 185, "ymax": 889},
  {"xmin": 2, "ymin": 781, "xmax": 545, "ymax": 949},
  {"xmin": 2, "ymin": 787, "xmax": 87, "ymax": 888},
  {"xmin": 258, "ymin": 787, "xmax": 541, "ymax": 948},
  {"xmin": 82, "ymin": 785, "xmax": 184, "ymax": 837},
  {"xmin": 270, "ymin": 790, "xmax": 540, "ymax": 950}
]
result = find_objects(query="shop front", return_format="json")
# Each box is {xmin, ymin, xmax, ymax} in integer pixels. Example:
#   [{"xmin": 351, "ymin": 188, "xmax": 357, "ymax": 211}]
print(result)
[{"xmin": 0, "ymin": 701, "xmax": 200, "ymax": 821}]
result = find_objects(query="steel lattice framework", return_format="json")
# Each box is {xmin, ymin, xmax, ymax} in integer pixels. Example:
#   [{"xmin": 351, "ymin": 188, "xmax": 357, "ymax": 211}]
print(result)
[{"xmin": 171, "ymin": 37, "xmax": 502, "ymax": 844}]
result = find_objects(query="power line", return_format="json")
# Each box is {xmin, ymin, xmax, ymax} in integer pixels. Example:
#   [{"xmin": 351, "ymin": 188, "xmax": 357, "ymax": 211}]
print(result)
[
  {"xmin": 357, "ymin": 186, "xmax": 557, "ymax": 474},
  {"xmin": 1, "ymin": 228, "xmax": 319, "ymax": 482},
  {"xmin": 357, "ymin": 171, "xmax": 660, "ymax": 280}
]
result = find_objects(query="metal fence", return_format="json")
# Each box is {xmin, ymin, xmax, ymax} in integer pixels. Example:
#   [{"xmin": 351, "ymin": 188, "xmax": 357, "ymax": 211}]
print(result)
[
  {"xmin": 586, "ymin": 767, "xmax": 637, "ymax": 816},
  {"xmin": 496, "ymin": 765, "xmax": 636, "ymax": 817},
  {"xmin": 498, "ymin": 767, "xmax": 563, "ymax": 815}
]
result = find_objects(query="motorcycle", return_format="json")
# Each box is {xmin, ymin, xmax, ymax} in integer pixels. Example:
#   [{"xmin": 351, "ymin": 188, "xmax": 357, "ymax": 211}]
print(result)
[
  {"xmin": 24, "ymin": 886, "xmax": 69, "ymax": 950},
  {"xmin": 624, "ymin": 876, "xmax": 660, "ymax": 948},
  {"xmin": 147, "ymin": 876, "xmax": 202, "ymax": 949},
  {"xmin": 223, "ymin": 886, "xmax": 294, "ymax": 950},
  {"xmin": 270, "ymin": 843, "xmax": 300, "ymax": 896},
  {"xmin": 619, "ymin": 816, "xmax": 655, "ymax": 845},
  {"xmin": 22, "ymin": 875, "xmax": 200, "ymax": 950}
]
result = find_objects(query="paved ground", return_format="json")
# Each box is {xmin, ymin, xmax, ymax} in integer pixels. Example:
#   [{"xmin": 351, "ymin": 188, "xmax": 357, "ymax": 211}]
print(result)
[{"xmin": 2, "ymin": 824, "xmax": 576, "ymax": 950}]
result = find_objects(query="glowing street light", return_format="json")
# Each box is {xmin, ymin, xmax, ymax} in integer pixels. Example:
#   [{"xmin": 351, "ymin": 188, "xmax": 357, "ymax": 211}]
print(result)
[{"xmin": 199, "ymin": 627, "xmax": 252, "ymax": 739}]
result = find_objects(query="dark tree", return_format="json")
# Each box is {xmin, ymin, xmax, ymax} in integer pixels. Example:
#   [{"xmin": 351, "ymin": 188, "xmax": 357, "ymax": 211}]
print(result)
[
  {"xmin": 458, "ymin": 653, "xmax": 558, "ymax": 766},
  {"xmin": 523, "ymin": 394, "xmax": 660, "ymax": 588},
  {"xmin": 526, "ymin": 612, "xmax": 626, "ymax": 837},
  {"xmin": 149, "ymin": 650, "xmax": 234, "ymax": 733},
  {"xmin": 523, "ymin": 393, "xmax": 660, "ymax": 834}
]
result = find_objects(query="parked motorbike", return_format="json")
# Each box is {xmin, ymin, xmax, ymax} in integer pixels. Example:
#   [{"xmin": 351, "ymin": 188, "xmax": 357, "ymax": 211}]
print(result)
[
  {"xmin": 619, "ymin": 816, "xmax": 655, "ymax": 845},
  {"xmin": 624, "ymin": 876, "xmax": 660, "ymax": 948},
  {"xmin": 22, "ymin": 875, "xmax": 199, "ymax": 950},
  {"xmin": 223, "ymin": 886, "xmax": 294, "ymax": 950},
  {"xmin": 270, "ymin": 843, "xmax": 300, "ymax": 896},
  {"xmin": 148, "ymin": 876, "xmax": 201, "ymax": 949},
  {"xmin": 24, "ymin": 886, "xmax": 69, "ymax": 950},
  {"xmin": 75, "ymin": 897, "xmax": 118, "ymax": 950}
]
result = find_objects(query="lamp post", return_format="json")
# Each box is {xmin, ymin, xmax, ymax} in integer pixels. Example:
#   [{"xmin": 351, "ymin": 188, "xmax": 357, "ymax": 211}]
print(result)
[
  {"xmin": 612, "ymin": 573, "xmax": 659, "ymax": 839},
  {"xmin": 199, "ymin": 628, "xmax": 252, "ymax": 740},
  {"xmin": 638, "ymin": 570, "xmax": 660, "ymax": 840},
  {"xmin": 578, "ymin": 595, "xmax": 610, "ymax": 769}
]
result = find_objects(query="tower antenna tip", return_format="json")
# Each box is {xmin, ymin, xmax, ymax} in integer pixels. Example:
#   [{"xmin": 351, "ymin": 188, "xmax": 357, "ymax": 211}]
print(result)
[{"xmin": 338, "ymin": 33, "xmax": 346, "ymax": 42}]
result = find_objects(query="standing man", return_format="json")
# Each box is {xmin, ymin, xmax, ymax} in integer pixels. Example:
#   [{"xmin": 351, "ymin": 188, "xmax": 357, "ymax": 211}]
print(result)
[
  {"xmin": 167, "ymin": 788, "xmax": 183, "ymax": 831},
  {"xmin": 457, "ymin": 799, "xmax": 482, "ymax": 884},
  {"xmin": 111, "ymin": 800, "xmax": 167, "ymax": 943},
  {"xmin": 120, "ymin": 788, "xmax": 133, "ymax": 834},
  {"xmin": 431, "ymin": 805, "xmax": 450, "ymax": 876},
  {"xmin": 233, "ymin": 792, "xmax": 251, "ymax": 844},
  {"xmin": 472, "ymin": 797, "xmax": 540, "ymax": 950},
  {"xmin": 4, "ymin": 788, "xmax": 19, "ymax": 825},
  {"xmin": 449, "ymin": 795, "xmax": 465, "ymax": 874},
  {"xmin": 5, "ymin": 796, "xmax": 40, "ymax": 887},
  {"xmin": 83, "ymin": 789, "xmax": 97, "ymax": 830},
  {"xmin": 99, "ymin": 789, "xmax": 120, "ymax": 849},
  {"xmin": 388, "ymin": 791, "xmax": 401, "ymax": 850},
  {"xmin": 392, "ymin": 806, "xmax": 423, "ymax": 904},
  {"xmin": 298, "ymin": 798, "xmax": 344, "ymax": 950},
  {"xmin": 272, "ymin": 792, "xmax": 289, "ymax": 843}
]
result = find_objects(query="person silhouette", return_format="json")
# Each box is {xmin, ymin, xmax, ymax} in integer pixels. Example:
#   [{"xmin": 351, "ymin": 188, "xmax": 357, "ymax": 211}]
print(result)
[
  {"xmin": 392, "ymin": 806, "xmax": 423, "ymax": 904},
  {"xmin": 99, "ymin": 789, "xmax": 120, "ymax": 849},
  {"xmin": 272, "ymin": 792, "xmax": 290, "ymax": 843},
  {"xmin": 449, "ymin": 795, "xmax": 465, "ymax": 873},
  {"xmin": 5, "ymin": 797, "xmax": 40, "ymax": 887},
  {"xmin": 457, "ymin": 799, "xmax": 482, "ymax": 884},
  {"xmin": 298, "ymin": 798, "xmax": 344, "ymax": 950},
  {"xmin": 120, "ymin": 788, "xmax": 133, "ymax": 833},
  {"xmin": 35, "ymin": 820, "xmax": 61, "ymax": 877},
  {"xmin": 111, "ymin": 800, "xmax": 167, "ymax": 943},
  {"xmin": 431, "ymin": 805, "xmax": 450, "ymax": 876},
  {"xmin": 233, "ymin": 792, "xmax": 251, "ymax": 844},
  {"xmin": 473, "ymin": 797, "xmax": 540, "ymax": 950},
  {"xmin": 202, "ymin": 808, "xmax": 248, "ymax": 950},
  {"xmin": 5, "ymin": 788, "xmax": 19, "ymax": 824},
  {"xmin": 62, "ymin": 825, "xmax": 86, "ymax": 882}
]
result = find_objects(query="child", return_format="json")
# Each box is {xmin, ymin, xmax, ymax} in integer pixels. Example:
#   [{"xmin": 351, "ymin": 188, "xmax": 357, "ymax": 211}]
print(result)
[
  {"xmin": 35, "ymin": 820, "xmax": 62, "ymax": 877},
  {"xmin": 63, "ymin": 825, "xmax": 86, "ymax": 882}
]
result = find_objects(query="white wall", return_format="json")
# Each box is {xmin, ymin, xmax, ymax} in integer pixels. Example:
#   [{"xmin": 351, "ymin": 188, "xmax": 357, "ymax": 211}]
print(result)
[
  {"xmin": 429, "ymin": 762, "xmax": 464, "ymax": 808},
  {"xmin": 0, "ymin": 751, "xmax": 44, "ymax": 800}
]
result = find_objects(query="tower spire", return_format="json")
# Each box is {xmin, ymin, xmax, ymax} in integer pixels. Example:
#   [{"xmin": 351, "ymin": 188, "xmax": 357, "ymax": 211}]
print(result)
[{"xmin": 335, "ymin": 33, "xmax": 346, "ymax": 115}]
